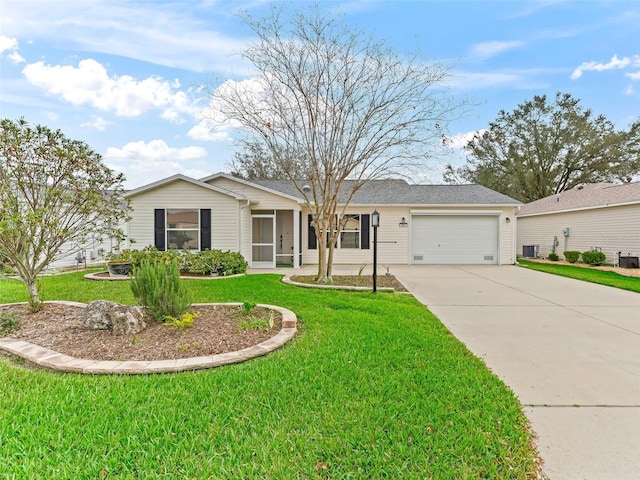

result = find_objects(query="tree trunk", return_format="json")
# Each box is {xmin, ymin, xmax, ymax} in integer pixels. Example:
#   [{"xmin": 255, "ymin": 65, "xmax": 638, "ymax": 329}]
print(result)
[{"xmin": 26, "ymin": 279, "xmax": 42, "ymax": 311}]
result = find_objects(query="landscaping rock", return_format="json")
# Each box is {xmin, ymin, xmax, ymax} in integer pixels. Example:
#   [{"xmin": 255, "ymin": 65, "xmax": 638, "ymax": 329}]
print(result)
[{"xmin": 82, "ymin": 300, "xmax": 146, "ymax": 335}]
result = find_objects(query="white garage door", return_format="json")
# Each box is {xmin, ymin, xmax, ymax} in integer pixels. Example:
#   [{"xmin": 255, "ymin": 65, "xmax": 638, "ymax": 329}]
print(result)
[{"xmin": 411, "ymin": 215, "xmax": 498, "ymax": 264}]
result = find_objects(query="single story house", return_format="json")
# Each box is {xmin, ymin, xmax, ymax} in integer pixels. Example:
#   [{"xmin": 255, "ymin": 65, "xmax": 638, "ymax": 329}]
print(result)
[
  {"xmin": 121, "ymin": 173, "xmax": 521, "ymax": 268},
  {"xmin": 516, "ymin": 182, "xmax": 640, "ymax": 264}
]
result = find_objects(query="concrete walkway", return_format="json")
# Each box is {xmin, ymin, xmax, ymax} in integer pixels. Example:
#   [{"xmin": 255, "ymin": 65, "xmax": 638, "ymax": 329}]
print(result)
[{"xmin": 392, "ymin": 264, "xmax": 640, "ymax": 480}]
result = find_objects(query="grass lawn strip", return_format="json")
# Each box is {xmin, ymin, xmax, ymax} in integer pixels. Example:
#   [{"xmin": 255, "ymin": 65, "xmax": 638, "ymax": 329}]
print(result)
[
  {"xmin": 0, "ymin": 272, "xmax": 540, "ymax": 478},
  {"xmin": 518, "ymin": 259, "xmax": 640, "ymax": 293}
]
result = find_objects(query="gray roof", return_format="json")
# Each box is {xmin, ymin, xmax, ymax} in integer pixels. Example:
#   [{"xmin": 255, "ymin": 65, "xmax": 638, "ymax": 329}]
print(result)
[
  {"xmin": 252, "ymin": 178, "xmax": 521, "ymax": 205},
  {"xmin": 518, "ymin": 182, "xmax": 640, "ymax": 216}
]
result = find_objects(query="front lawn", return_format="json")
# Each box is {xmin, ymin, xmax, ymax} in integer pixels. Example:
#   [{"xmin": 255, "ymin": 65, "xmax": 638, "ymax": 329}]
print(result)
[
  {"xmin": 518, "ymin": 259, "xmax": 640, "ymax": 293},
  {"xmin": 0, "ymin": 272, "xmax": 539, "ymax": 478}
]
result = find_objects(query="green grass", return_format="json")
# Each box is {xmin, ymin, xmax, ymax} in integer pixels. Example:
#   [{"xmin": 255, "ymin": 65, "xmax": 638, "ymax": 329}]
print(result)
[
  {"xmin": 0, "ymin": 271, "xmax": 539, "ymax": 478},
  {"xmin": 518, "ymin": 259, "xmax": 640, "ymax": 293}
]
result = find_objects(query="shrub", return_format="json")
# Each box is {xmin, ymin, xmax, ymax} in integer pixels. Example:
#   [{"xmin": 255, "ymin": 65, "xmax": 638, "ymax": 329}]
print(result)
[
  {"xmin": 121, "ymin": 246, "xmax": 248, "ymax": 276},
  {"xmin": 0, "ymin": 311, "xmax": 20, "ymax": 336},
  {"xmin": 164, "ymin": 311, "xmax": 199, "ymax": 331},
  {"xmin": 130, "ymin": 260, "xmax": 191, "ymax": 322},
  {"xmin": 548, "ymin": 252, "xmax": 559, "ymax": 261},
  {"xmin": 581, "ymin": 250, "xmax": 606, "ymax": 266},
  {"xmin": 563, "ymin": 251, "xmax": 580, "ymax": 263}
]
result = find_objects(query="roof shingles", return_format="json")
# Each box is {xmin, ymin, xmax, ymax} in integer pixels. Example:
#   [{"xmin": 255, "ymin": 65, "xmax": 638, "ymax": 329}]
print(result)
[{"xmin": 517, "ymin": 182, "xmax": 640, "ymax": 216}]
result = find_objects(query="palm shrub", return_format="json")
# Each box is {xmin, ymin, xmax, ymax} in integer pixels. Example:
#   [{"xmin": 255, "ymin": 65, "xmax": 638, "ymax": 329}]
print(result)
[
  {"xmin": 130, "ymin": 260, "xmax": 191, "ymax": 322},
  {"xmin": 582, "ymin": 250, "xmax": 606, "ymax": 266},
  {"xmin": 563, "ymin": 251, "xmax": 580, "ymax": 263}
]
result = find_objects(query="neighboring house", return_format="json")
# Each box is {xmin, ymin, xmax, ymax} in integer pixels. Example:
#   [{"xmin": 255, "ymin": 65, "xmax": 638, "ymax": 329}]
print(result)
[
  {"xmin": 516, "ymin": 182, "xmax": 640, "ymax": 264},
  {"xmin": 122, "ymin": 173, "xmax": 520, "ymax": 268}
]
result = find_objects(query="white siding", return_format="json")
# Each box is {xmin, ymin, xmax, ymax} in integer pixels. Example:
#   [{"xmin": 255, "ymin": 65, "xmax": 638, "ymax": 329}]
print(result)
[
  {"xmin": 302, "ymin": 206, "xmax": 517, "ymax": 266},
  {"xmin": 207, "ymin": 177, "xmax": 300, "ymax": 210},
  {"xmin": 517, "ymin": 204, "xmax": 640, "ymax": 264},
  {"xmin": 128, "ymin": 180, "xmax": 240, "ymax": 251}
]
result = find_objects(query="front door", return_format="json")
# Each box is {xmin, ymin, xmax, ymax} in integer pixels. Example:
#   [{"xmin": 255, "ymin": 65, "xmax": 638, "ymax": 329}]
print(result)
[{"xmin": 251, "ymin": 215, "xmax": 275, "ymax": 268}]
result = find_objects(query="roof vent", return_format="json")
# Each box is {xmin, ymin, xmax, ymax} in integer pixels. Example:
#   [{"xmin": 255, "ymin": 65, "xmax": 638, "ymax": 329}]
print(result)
[{"xmin": 302, "ymin": 184, "xmax": 311, "ymax": 192}]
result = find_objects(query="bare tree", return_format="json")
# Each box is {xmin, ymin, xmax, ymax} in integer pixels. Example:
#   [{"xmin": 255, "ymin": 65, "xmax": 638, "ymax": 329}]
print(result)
[
  {"xmin": 0, "ymin": 118, "xmax": 130, "ymax": 310},
  {"xmin": 212, "ymin": 6, "xmax": 461, "ymax": 281}
]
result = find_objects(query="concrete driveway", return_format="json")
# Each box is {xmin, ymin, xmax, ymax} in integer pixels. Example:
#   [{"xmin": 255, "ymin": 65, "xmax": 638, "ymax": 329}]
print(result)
[{"xmin": 393, "ymin": 264, "xmax": 640, "ymax": 480}]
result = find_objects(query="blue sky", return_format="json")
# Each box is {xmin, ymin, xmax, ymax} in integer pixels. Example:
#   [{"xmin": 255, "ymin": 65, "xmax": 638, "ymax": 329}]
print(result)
[{"xmin": 1, "ymin": 0, "xmax": 639, "ymax": 188}]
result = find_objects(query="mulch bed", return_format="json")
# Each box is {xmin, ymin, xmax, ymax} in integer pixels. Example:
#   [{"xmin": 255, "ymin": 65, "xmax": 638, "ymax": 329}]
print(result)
[
  {"xmin": 289, "ymin": 274, "xmax": 408, "ymax": 291},
  {"xmin": 1, "ymin": 303, "xmax": 282, "ymax": 362}
]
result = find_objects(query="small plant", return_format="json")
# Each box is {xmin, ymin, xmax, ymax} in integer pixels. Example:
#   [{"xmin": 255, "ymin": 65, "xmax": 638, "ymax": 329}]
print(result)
[
  {"xmin": 357, "ymin": 264, "xmax": 367, "ymax": 277},
  {"xmin": 239, "ymin": 311, "xmax": 274, "ymax": 331},
  {"xmin": 177, "ymin": 342, "xmax": 200, "ymax": 351},
  {"xmin": 130, "ymin": 337, "xmax": 139, "ymax": 345},
  {"xmin": 582, "ymin": 250, "xmax": 606, "ymax": 266},
  {"xmin": 130, "ymin": 260, "xmax": 191, "ymax": 322},
  {"xmin": 164, "ymin": 311, "xmax": 199, "ymax": 331},
  {"xmin": 0, "ymin": 311, "xmax": 20, "ymax": 336},
  {"xmin": 242, "ymin": 301, "xmax": 256, "ymax": 314},
  {"xmin": 548, "ymin": 252, "xmax": 559, "ymax": 261},
  {"xmin": 563, "ymin": 251, "xmax": 580, "ymax": 263}
]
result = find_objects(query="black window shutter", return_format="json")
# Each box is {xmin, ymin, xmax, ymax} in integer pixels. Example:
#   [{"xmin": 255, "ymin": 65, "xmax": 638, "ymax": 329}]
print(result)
[
  {"xmin": 200, "ymin": 209, "xmax": 211, "ymax": 250},
  {"xmin": 154, "ymin": 209, "xmax": 166, "ymax": 251},
  {"xmin": 308, "ymin": 214, "xmax": 317, "ymax": 249},
  {"xmin": 361, "ymin": 214, "xmax": 370, "ymax": 249}
]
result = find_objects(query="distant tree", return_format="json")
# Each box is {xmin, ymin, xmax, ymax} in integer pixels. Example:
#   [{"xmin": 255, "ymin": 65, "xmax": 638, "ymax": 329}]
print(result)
[
  {"xmin": 444, "ymin": 92, "xmax": 640, "ymax": 202},
  {"xmin": 227, "ymin": 141, "xmax": 303, "ymax": 180},
  {"xmin": 0, "ymin": 118, "xmax": 130, "ymax": 310},
  {"xmin": 211, "ymin": 5, "xmax": 460, "ymax": 281}
]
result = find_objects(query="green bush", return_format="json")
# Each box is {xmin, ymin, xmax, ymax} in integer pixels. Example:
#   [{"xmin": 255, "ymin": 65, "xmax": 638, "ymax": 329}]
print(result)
[
  {"xmin": 581, "ymin": 250, "xmax": 606, "ymax": 266},
  {"xmin": 563, "ymin": 251, "xmax": 580, "ymax": 263},
  {"xmin": 130, "ymin": 260, "xmax": 191, "ymax": 322},
  {"xmin": 121, "ymin": 246, "xmax": 248, "ymax": 276},
  {"xmin": 548, "ymin": 252, "xmax": 559, "ymax": 261},
  {"xmin": 0, "ymin": 311, "xmax": 20, "ymax": 336}
]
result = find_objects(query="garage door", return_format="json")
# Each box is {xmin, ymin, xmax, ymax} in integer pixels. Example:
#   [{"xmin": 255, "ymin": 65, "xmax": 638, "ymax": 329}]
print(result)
[{"xmin": 411, "ymin": 215, "xmax": 498, "ymax": 264}]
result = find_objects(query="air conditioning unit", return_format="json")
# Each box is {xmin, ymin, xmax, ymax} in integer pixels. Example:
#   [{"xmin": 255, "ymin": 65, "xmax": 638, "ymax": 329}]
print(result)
[{"xmin": 522, "ymin": 245, "xmax": 539, "ymax": 258}]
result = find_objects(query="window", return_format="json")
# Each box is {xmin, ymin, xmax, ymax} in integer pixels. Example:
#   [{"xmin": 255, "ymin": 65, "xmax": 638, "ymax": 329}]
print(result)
[
  {"xmin": 307, "ymin": 213, "xmax": 369, "ymax": 250},
  {"xmin": 166, "ymin": 209, "xmax": 199, "ymax": 250},
  {"xmin": 339, "ymin": 214, "xmax": 360, "ymax": 249},
  {"xmin": 154, "ymin": 209, "xmax": 211, "ymax": 251}
]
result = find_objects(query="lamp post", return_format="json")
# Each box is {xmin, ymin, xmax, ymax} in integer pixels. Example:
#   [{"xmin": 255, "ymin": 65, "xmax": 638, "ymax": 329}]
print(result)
[{"xmin": 372, "ymin": 210, "xmax": 380, "ymax": 293}]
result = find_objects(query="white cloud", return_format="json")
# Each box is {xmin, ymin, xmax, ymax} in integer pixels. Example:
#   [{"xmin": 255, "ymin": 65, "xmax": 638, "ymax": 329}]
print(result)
[
  {"xmin": 0, "ymin": 35, "xmax": 18, "ymax": 54},
  {"xmin": 444, "ymin": 130, "xmax": 487, "ymax": 151},
  {"xmin": 22, "ymin": 58, "xmax": 202, "ymax": 120},
  {"xmin": 0, "ymin": 35, "xmax": 24, "ymax": 63},
  {"xmin": 105, "ymin": 139, "xmax": 210, "ymax": 188},
  {"xmin": 0, "ymin": 1, "xmax": 251, "ymax": 74},
  {"xmin": 571, "ymin": 54, "xmax": 640, "ymax": 80},
  {"xmin": 626, "ymin": 71, "xmax": 640, "ymax": 81},
  {"xmin": 470, "ymin": 41, "xmax": 524, "ymax": 59},
  {"xmin": 625, "ymin": 85, "xmax": 635, "ymax": 95},
  {"xmin": 81, "ymin": 116, "xmax": 111, "ymax": 131}
]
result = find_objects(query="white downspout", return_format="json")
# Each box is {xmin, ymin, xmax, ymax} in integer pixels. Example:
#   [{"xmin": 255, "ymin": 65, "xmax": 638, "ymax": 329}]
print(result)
[{"xmin": 239, "ymin": 200, "xmax": 251, "ymax": 257}]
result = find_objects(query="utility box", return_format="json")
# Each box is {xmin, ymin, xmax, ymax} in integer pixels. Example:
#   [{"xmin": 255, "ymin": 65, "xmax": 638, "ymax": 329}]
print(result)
[
  {"xmin": 619, "ymin": 255, "xmax": 639, "ymax": 269},
  {"xmin": 562, "ymin": 227, "xmax": 570, "ymax": 237},
  {"xmin": 522, "ymin": 245, "xmax": 539, "ymax": 258}
]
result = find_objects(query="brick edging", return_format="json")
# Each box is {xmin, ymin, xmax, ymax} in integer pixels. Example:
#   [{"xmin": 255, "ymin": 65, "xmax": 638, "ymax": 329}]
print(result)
[{"xmin": 0, "ymin": 301, "xmax": 297, "ymax": 375}]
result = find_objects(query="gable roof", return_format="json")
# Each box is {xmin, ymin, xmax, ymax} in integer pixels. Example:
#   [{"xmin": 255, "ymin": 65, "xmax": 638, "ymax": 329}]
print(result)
[
  {"xmin": 200, "ymin": 173, "xmax": 305, "ymax": 203},
  {"xmin": 252, "ymin": 178, "xmax": 521, "ymax": 206},
  {"xmin": 518, "ymin": 182, "xmax": 640, "ymax": 216},
  {"xmin": 124, "ymin": 174, "xmax": 247, "ymax": 200}
]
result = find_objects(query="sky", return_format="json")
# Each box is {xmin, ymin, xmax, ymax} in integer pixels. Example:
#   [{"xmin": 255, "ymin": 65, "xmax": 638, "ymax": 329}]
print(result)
[{"xmin": 1, "ymin": 0, "xmax": 639, "ymax": 188}]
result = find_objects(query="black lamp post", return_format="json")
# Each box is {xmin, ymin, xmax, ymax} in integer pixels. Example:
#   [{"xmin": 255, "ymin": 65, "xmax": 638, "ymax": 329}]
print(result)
[{"xmin": 372, "ymin": 209, "xmax": 380, "ymax": 293}]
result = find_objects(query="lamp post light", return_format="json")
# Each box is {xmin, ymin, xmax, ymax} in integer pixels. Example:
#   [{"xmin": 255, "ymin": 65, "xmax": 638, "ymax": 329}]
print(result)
[{"xmin": 371, "ymin": 209, "xmax": 380, "ymax": 293}]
